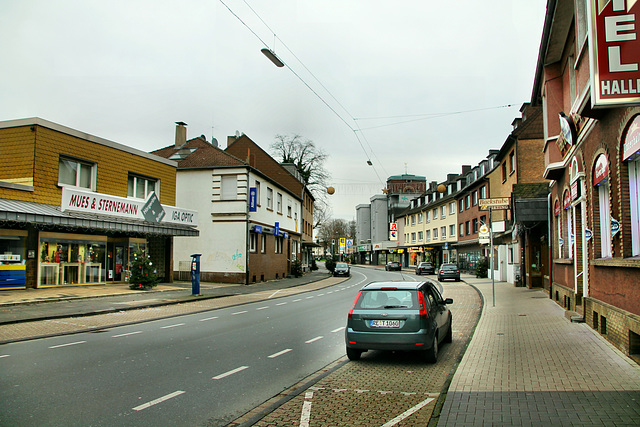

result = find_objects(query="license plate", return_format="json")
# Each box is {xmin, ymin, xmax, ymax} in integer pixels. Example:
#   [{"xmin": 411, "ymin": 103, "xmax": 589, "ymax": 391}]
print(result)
[{"xmin": 370, "ymin": 319, "xmax": 401, "ymax": 328}]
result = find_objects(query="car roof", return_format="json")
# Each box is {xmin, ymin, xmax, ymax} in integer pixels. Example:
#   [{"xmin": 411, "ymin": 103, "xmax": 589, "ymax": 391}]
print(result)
[{"xmin": 361, "ymin": 281, "xmax": 432, "ymax": 291}]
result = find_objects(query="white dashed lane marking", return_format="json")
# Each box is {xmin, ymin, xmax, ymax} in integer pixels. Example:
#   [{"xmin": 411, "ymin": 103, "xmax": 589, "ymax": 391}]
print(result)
[
  {"xmin": 48, "ymin": 341, "xmax": 86, "ymax": 349},
  {"xmin": 132, "ymin": 390, "xmax": 185, "ymax": 411},
  {"xmin": 268, "ymin": 349, "xmax": 292, "ymax": 359},
  {"xmin": 212, "ymin": 366, "xmax": 249, "ymax": 380},
  {"xmin": 112, "ymin": 331, "xmax": 142, "ymax": 338}
]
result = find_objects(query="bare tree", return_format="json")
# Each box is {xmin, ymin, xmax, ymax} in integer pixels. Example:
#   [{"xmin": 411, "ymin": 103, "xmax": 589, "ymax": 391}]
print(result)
[
  {"xmin": 317, "ymin": 218, "xmax": 355, "ymax": 255},
  {"xmin": 271, "ymin": 134, "xmax": 330, "ymax": 197}
]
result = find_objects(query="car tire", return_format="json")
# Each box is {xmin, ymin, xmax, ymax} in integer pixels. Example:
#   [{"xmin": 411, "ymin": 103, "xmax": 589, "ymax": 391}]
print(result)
[
  {"xmin": 443, "ymin": 317, "xmax": 453, "ymax": 343},
  {"xmin": 347, "ymin": 348, "xmax": 362, "ymax": 361},
  {"xmin": 426, "ymin": 334, "xmax": 438, "ymax": 363}
]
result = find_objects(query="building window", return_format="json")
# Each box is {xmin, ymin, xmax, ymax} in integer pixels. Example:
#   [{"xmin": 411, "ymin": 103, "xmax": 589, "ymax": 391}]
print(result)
[
  {"xmin": 418, "ymin": 213, "xmax": 423, "ymax": 223},
  {"xmin": 287, "ymin": 200, "xmax": 292, "ymax": 218},
  {"xmin": 426, "ymin": 211, "xmax": 430, "ymax": 222},
  {"xmin": 460, "ymin": 223, "xmax": 464, "ymax": 236},
  {"xmin": 567, "ymin": 203, "xmax": 573, "ymax": 259},
  {"xmin": 450, "ymin": 224, "xmax": 455, "ymax": 237},
  {"xmin": 411, "ymin": 232, "xmax": 416, "ymax": 243},
  {"xmin": 629, "ymin": 157, "xmax": 640, "ymax": 256},
  {"xmin": 433, "ymin": 208, "xmax": 438, "ymax": 220},
  {"xmin": 277, "ymin": 193, "xmax": 283, "ymax": 214},
  {"xmin": 267, "ymin": 188, "xmax": 273, "ymax": 210},
  {"xmin": 466, "ymin": 221, "xmax": 471, "ymax": 235},
  {"xmin": 59, "ymin": 156, "xmax": 95, "ymax": 190},
  {"xmin": 459, "ymin": 200, "xmax": 464, "ymax": 213},
  {"xmin": 441, "ymin": 226, "xmax": 446, "ymax": 239},
  {"xmin": 449, "ymin": 202, "xmax": 455, "ymax": 215},
  {"xmin": 411, "ymin": 215, "xmax": 416, "ymax": 226},
  {"xmin": 433, "ymin": 228, "xmax": 438, "ymax": 239},
  {"xmin": 502, "ymin": 162, "xmax": 507, "ymax": 182},
  {"xmin": 418, "ymin": 231, "xmax": 423, "ymax": 241},
  {"xmin": 220, "ymin": 175, "xmax": 237, "ymax": 200},
  {"xmin": 255, "ymin": 181, "xmax": 261, "ymax": 206},
  {"xmin": 250, "ymin": 233, "xmax": 257, "ymax": 252},
  {"xmin": 480, "ymin": 186, "xmax": 486, "ymax": 199},
  {"xmin": 465, "ymin": 195, "xmax": 470, "ymax": 209},
  {"xmin": 472, "ymin": 191, "xmax": 478, "ymax": 206},
  {"xmin": 441, "ymin": 206, "xmax": 446, "ymax": 218},
  {"xmin": 598, "ymin": 183, "xmax": 612, "ymax": 258},
  {"xmin": 261, "ymin": 234, "xmax": 266, "ymax": 253},
  {"xmin": 426, "ymin": 230, "xmax": 431, "ymax": 241},
  {"xmin": 128, "ymin": 174, "xmax": 157, "ymax": 199},
  {"xmin": 509, "ymin": 151, "xmax": 515, "ymax": 173},
  {"xmin": 473, "ymin": 218, "xmax": 478, "ymax": 234},
  {"xmin": 275, "ymin": 236, "xmax": 283, "ymax": 254}
]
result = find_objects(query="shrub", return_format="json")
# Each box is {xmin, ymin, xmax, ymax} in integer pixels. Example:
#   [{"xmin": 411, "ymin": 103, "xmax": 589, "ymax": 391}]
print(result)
[
  {"xmin": 476, "ymin": 257, "xmax": 489, "ymax": 278},
  {"xmin": 325, "ymin": 257, "xmax": 336, "ymax": 273},
  {"xmin": 310, "ymin": 258, "xmax": 319, "ymax": 271},
  {"xmin": 291, "ymin": 259, "xmax": 303, "ymax": 278}
]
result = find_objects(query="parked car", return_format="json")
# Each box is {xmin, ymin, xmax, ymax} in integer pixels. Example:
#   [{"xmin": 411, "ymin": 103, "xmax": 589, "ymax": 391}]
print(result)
[
  {"xmin": 345, "ymin": 280, "xmax": 453, "ymax": 363},
  {"xmin": 415, "ymin": 262, "xmax": 435, "ymax": 275},
  {"xmin": 333, "ymin": 262, "xmax": 351, "ymax": 277},
  {"xmin": 385, "ymin": 261, "xmax": 402, "ymax": 271},
  {"xmin": 437, "ymin": 263, "xmax": 460, "ymax": 282}
]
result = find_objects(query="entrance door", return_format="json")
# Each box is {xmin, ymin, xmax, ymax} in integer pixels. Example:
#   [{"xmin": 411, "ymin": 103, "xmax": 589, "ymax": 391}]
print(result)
[{"xmin": 107, "ymin": 242, "xmax": 127, "ymax": 282}]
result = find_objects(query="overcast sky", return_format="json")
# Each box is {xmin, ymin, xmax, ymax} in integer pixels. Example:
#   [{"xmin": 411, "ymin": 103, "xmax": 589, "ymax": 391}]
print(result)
[{"xmin": 1, "ymin": 0, "xmax": 548, "ymax": 220}]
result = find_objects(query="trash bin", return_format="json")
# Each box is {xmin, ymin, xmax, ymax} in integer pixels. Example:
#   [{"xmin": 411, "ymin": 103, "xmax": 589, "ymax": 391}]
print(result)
[{"xmin": 190, "ymin": 253, "xmax": 202, "ymax": 296}]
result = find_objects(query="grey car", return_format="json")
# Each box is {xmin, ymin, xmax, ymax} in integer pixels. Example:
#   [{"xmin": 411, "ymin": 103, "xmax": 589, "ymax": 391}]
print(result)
[
  {"xmin": 345, "ymin": 280, "xmax": 453, "ymax": 363},
  {"xmin": 438, "ymin": 263, "xmax": 460, "ymax": 281},
  {"xmin": 333, "ymin": 262, "xmax": 351, "ymax": 277}
]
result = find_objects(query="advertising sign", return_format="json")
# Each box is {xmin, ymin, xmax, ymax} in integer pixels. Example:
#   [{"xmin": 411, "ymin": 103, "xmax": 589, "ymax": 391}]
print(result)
[
  {"xmin": 274, "ymin": 222, "xmax": 279, "ymax": 236},
  {"xmin": 249, "ymin": 187, "xmax": 257, "ymax": 212},
  {"xmin": 254, "ymin": 225, "xmax": 263, "ymax": 233},
  {"xmin": 611, "ymin": 217, "xmax": 621, "ymax": 237},
  {"xmin": 623, "ymin": 115, "xmax": 640, "ymax": 160},
  {"xmin": 588, "ymin": 0, "xmax": 640, "ymax": 107},
  {"xmin": 390, "ymin": 222, "xmax": 398, "ymax": 231},
  {"xmin": 479, "ymin": 198, "xmax": 510, "ymax": 210},
  {"xmin": 594, "ymin": 154, "xmax": 610, "ymax": 185},
  {"xmin": 61, "ymin": 188, "xmax": 198, "ymax": 226},
  {"xmin": 389, "ymin": 230, "xmax": 398, "ymax": 241}
]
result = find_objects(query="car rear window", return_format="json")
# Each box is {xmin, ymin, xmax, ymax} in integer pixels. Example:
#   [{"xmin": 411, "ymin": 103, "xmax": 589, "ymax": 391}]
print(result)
[
  {"xmin": 336, "ymin": 263, "xmax": 348, "ymax": 268},
  {"xmin": 442, "ymin": 265, "xmax": 458, "ymax": 270},
  {"xmin": 356, "ymin": 290, "xmax": 417, "ymax": 309}
]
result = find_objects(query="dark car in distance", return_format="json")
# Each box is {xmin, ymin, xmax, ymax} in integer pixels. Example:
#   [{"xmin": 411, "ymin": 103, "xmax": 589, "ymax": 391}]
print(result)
[
  {"xmin": 437, "ymin": 263, "xmax": 461, "ymax": 282},
  {"xmin": 415, "ymin": 262, "xmax": 435, "ymax": 275},
  {"xmin": 333, "ymin": 262, "xmax": 351, "ymax": 277},
  {"xmin": 385, "ymin": 261, "xmax": 402, "ymax": 271},
  {"xmin": 345, "ymin": 280, "xmax": 453, "ymax": 363}
]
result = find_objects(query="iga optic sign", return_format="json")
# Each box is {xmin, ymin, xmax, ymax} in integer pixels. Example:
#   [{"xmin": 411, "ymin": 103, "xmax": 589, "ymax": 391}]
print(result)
[{"xmin": 588, "ymin": 0, "xmax": 640, "ymax": 107}]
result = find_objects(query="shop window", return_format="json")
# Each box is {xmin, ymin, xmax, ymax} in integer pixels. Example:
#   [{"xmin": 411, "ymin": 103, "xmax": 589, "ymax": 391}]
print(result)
[
  {"xmin": 128, "ymin": 174, "xmax": 158, "ymax": 200},
  {"xmin": 250, "ymin": 233, "xmax": 257, "ymax": 252},
  {"xmin": 39, "ymin": 235, "xmax": 107, "ymax": 286},
  {"xmin": 59, "ymin": 156, "xmax": 95, "ymax": 190},
  {"xmin": 567, "ymin": 204, "xmax": 573, "ymax": 259},
  {"xmin": 628, "ymin": 157, "xmax": 640, "ymax": 256},
  {"xmin": 594, "ymin": 154, "xmax": 611, "ymax": 258}
]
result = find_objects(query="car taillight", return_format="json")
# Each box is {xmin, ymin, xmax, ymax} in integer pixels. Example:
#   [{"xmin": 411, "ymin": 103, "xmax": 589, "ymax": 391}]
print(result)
[
  {"xmin": 417, "ymin": 291, "xmax": 428, "ymax": 318},
  {"xmin": 348, "ymin": 291, "xmax": 362, "ymax": 319}
]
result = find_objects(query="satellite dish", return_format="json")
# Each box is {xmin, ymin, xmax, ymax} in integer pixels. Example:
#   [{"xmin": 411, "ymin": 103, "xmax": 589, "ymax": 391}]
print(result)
[{"xmin": 235, "ymin": 130, "xmax": 241, "ymax": 138}]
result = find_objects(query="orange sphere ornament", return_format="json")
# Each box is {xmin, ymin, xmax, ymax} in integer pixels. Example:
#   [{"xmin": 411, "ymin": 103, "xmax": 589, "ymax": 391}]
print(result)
[{"xmin": 327, "ymin": 186, "xmax": 335, "ymax": 195}]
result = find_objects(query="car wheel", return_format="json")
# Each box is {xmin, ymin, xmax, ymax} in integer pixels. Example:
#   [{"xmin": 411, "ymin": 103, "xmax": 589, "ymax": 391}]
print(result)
[
  {"xmin": 347, "ymin": 348, "xmax": 362, "ymax": 361},
  {"xmin": 426, "ymin": 334, "xmax": 438, "ymax": 363},
  {"xmin": 443, "ymin": 317, "xmax": 453, "ymax": 343}
]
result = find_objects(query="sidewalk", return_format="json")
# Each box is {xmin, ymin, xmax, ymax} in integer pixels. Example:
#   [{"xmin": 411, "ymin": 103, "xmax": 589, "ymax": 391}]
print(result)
[{"xmin": 437, "ymin": 275, "xmax": 640, "ymax": 426}]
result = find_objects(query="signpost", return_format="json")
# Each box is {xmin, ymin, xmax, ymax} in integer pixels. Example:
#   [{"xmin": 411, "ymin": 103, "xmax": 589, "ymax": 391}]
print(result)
[{"xmin": 478, "ymin": 198, "xmax": 511, "ymax": 307}]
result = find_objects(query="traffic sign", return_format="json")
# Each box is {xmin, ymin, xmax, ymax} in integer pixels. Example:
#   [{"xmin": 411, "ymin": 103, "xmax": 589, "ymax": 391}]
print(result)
[{"xmin": 479, "ymin": 198, "xmax": 510, "ymax": 211}]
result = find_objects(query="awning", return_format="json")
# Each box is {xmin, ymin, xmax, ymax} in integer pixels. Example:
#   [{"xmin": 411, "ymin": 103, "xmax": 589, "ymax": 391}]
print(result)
[{"xmin": 0, "ymin": 198, "xmax": 199, "ymax": 236}]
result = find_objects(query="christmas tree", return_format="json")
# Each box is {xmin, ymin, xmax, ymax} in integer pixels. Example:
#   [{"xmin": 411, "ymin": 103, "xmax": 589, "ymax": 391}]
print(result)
[{"xmin": 128, "ymin": 250, "xmax": 160, "ymax": 290}]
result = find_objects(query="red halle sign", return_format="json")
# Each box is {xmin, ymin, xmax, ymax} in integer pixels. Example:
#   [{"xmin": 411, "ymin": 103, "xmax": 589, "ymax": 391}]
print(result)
[{"xmin": 588, "ymin": 0, "xmax": 640, "ymax": 107}]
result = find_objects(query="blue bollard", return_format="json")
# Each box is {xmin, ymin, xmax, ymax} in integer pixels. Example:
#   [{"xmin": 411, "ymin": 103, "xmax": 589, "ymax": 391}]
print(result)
[{"xmin": 190, "ymin": 253, "xmax": 202, "ymax": 296}]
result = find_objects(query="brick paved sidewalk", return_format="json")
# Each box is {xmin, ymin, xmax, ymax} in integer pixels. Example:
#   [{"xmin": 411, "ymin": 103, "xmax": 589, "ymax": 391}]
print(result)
[{"xmin": 438, "ymin": 277, "xmax": 640, "ymax": 426}]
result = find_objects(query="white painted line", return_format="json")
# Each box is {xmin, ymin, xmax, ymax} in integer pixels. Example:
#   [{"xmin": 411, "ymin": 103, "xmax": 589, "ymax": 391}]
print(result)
[
  {"xmin": 331, "ymin": 327, "xmax": 345, "ymax": 333},
  {"xmin": 317, "ymin": 293, "xmax": 325, "ymax": 296},
  {"xmin": 268, "ymin": 290, "xmax": 282, "ymax": 299},
  {"xmin": 256, "ymin": 306, "xmax": 269, "ymax": 310},
  {"xmin": 299, "ymin": 391, "xmax": 313, "ymax": 427},
  {"xmin": 293, "ymin": 299, "xmax": 302, "ymax": 302},
  {"xmin": 305, "ymin": 336, "xmax": 323, "ymax": 344},
  {"xmin": 305, "ymin": 296, "xmax": 314, "ymax": 299},
  {"xmin": 326, "ymin": 291, "xmax": 333, "ymax": 294},
  {"xmin": 213, "ymin": 366, "xmax": 249, "ymax": 380},
  {"xmin": 276, "ymin": 302, "xmax": 287, "ymax": 306},
  {"xmin": 49, "ymin": 341, "xmax": 86, "ymax": 349},
  {"xmin": 232, "ymin": 310, "xmax": 248, "ymax": 315},
  {"xmin": 161, "ymin": 323, "xmax": 185, "ymax": 329},
  {"xmin": 380, "ymin": 397, "xmax": 435, "ymax": 427},
  {"xmin": 112, "ymin": 331, "xmax": 142, "ymax": 338},
  {"xmin": 0, "ymin": 355, "xmax": 10, "ymax": 358},
  {"xmin": 132, "ymin": 390, "xmax": 185, "ymax": 411},
  {"xmin": 199, "ymin": 316, "xmax": 219, "ymax": 321},
  {"xmin": 268, "ymin": 348, "xmax": 292, "ymax": 359}
]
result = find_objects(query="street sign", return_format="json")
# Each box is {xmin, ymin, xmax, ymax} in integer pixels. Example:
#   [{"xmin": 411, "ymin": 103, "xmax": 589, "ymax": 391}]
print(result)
[{"xmin": 479, "ymin": 198, "xmax": 510, "ymax": 211}]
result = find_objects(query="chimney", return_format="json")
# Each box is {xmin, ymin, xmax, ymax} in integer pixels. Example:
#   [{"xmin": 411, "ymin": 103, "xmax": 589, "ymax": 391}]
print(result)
[
  {"xmin": 175, "ymin": 122, "xmax": 187, "ymax": 148},
  {"xmin": 461, "ymin": 165, "xmax": 472, "ymax": 175}
]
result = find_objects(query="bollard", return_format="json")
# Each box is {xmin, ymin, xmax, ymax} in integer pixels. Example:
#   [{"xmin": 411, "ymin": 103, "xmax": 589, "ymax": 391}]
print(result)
[{"xmin": 190, "ymin": 253, "xmax": 202, "ymax": 296}]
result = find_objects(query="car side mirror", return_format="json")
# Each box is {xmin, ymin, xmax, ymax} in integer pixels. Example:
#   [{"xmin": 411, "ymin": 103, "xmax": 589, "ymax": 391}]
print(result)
[{"xmin": 444, "ymin": 298, "xmax": 453, "ymax": 305}]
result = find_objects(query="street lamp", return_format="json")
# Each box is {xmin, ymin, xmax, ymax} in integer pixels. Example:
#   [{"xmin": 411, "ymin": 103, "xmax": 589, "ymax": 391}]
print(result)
[{"xmin": 261, "ymin": 48, "xmax": 284, "ymax": 67}]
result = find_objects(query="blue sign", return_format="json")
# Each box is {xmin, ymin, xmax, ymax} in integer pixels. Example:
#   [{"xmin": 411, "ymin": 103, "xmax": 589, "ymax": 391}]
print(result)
[
  {"xmin": 249, "ymin": 187, "xmax": 257, "ymax": 212},
  {"xmin": 611, "ymin": 218, "xmax": 621, "ymax": 238},
  {"xmin": 254, "ymin": 225, "xmax": 263, "ymax": 233},
  {"xmin": 585, "ymin": 228, "xmax": 592, "ymax": 241},
  {"xmin": 274, "ymin": 222, "xmax": 279, "ymax": 236},
  {"xmin": 283, "ymin": 232, "xmax": 289, "ymax": 239}
]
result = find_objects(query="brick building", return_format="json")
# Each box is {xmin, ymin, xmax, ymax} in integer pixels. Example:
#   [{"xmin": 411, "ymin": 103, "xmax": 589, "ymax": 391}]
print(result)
[
  {"xmin": 533, "ymin": 0, "xmax": 640, "ymax": 359},
  {"xmin": 0, "ymin": 118, "xmax": 198, "ymax": 290}
]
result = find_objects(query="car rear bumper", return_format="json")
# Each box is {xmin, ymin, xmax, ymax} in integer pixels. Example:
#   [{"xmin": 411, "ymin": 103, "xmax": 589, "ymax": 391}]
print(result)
[{"xmin": 345, "ymin": 329, "xmax": 435, "ymax": 351}]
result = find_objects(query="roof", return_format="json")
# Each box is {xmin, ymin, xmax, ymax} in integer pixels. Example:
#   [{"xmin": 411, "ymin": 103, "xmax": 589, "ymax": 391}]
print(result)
[
  {"xmin": 152, "ymin": 137, "xmax": 247, "ymax": 169},
  {"xmin": 0, "ymin": 198, "xmax": 198, "ymax": 236},
  {"xmin": 387, "ymin": 174, "xmax": 426, "ymax": 181}
]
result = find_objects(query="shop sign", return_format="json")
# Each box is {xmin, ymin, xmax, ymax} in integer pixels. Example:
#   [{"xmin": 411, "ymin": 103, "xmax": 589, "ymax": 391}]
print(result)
[
  {"xmin": 563, "ymin": 190, "xmax": 571, "ymax": 209},
  {"xmin": 389, "ymin": 230, "xmax": 398, "ymax": 241},
  {"xmin": 0, "ymin": 254, "xmax": 20, "ymax": 262},
  {"xmin": 554, "ymin": 200, "xmax": 561, "ymax": 216},
  {"xmin": 249, "ymin": 187, "xmax": 257, "ymax": 212},
  {"xmin": 61, "ymin": 187, "xmax": 198, "ymax": 226},
  {"xmin": 373, "ymin": 243, "xmax": 382, "ymax": 250},
  {"xmin": 585, "ymin": 228, "xmax": 593, "ymax": 241},
  {"xmin": 588, "ymin": 0, "xmax": 640, "ymax": 107},
  {"xmin": 623, "ymin": 115, "xmax": 640, "ymax": 160},
  {"xmin": 254, "ymin": 225, "xmax": 263, "ymax": 233},
  {"xmin": 571, "ymin": 179, "xmax": 582, "ymax": 200},
  {"xmin": 389, "ymin": 222, "xmax": 398, "ymax": 231},
  {"xmin": 611, "ymin": 217, "xmax": 621, "ymax": 238},
  {"xmin": 557, "ymin": 112, "xmax": 578, "ymax": 154},
  {"xmin": 593, "ymin": 154, "xmax": 609, "ymax": 186},
  {"xmin": 479, "ymin": 197, "xmax": 510, "ymax": 211}
]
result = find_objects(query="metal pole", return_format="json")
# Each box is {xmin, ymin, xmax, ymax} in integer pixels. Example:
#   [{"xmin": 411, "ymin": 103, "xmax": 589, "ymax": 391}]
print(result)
[{"xmin": 490, "ymin": 207, "xmax": 495, "ymax": 307}]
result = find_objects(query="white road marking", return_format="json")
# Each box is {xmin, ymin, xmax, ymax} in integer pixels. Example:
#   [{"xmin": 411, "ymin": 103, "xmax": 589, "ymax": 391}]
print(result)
[
  {"xmin": 331, "ymin": 327, "xmax": 345, "ymax": 333},
  {"xmin": 268, "ymin": 349, "xmax": 292, "ymax": 359},
  {"xmin": 212, "ymin": 366, "xmax": 249, "ymax": 380},
  {"xmin": 132, "ymin": 390, "xmax": 185, "ymax": 411},
  {"xmin": 199, "ymin": 316, "xmax": 219, "ymax": 321},
  {"xmin": 112, "ymin": 331, "xmax": 142, "ymax": 338},
  {"xmin": 256, "ymin": 306, "xmax": 269, "ymax": 310},
  {"xmin": 232, "ymin": 310, "xmax": 248, "ymax": 315},
  {"xmin": 0, "ymin": 355, "xmax": 10, "ymax": 358},
  {"xmin": 161, "ymin": 323, "xmax": 185, "ymax": 329},
  {"xmin": 305, "ymin": 336, "xmax": 323, "ymax": 344},
  {"xmin": 380, "ymin": 397, "xmax": 435, "ymax": 427},
  {"xmin": 300, "ymin": 391, "xmax": 313, "ymax": 427},
  {"xmin": 305, "ymin": 296, "xmax": 314, "ymax": 299},
  {"xmin": 268, "ymin": 290, "xmax": 282, "ymax": 298},
  {"xmin": 49, "ymin": 341, "xmax": 86, "ymax": 349},
  {"xmin": 276, "ymin": 302, "xmax": 287, "ymax": 306},
  {"xmin": 292, "ymin": 299, "xmax": 302, "ymax": 302}
]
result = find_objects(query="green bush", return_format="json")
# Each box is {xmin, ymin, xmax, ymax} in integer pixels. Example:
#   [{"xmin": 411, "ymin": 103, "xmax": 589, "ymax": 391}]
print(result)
[
  {"xmin": 476, "ymin": 257, "xmax": 489, "ymax": 278},
  {"xmin": 291, "ymin": 259, "xmax": 303, "ymax": 278},
  {"xmin": 325, "ymin": 257, "xmax": 336, "ymax": 273},
  {"xmin": 310, "ymin": 258, "xmax": 319, "ymax": 271}
]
